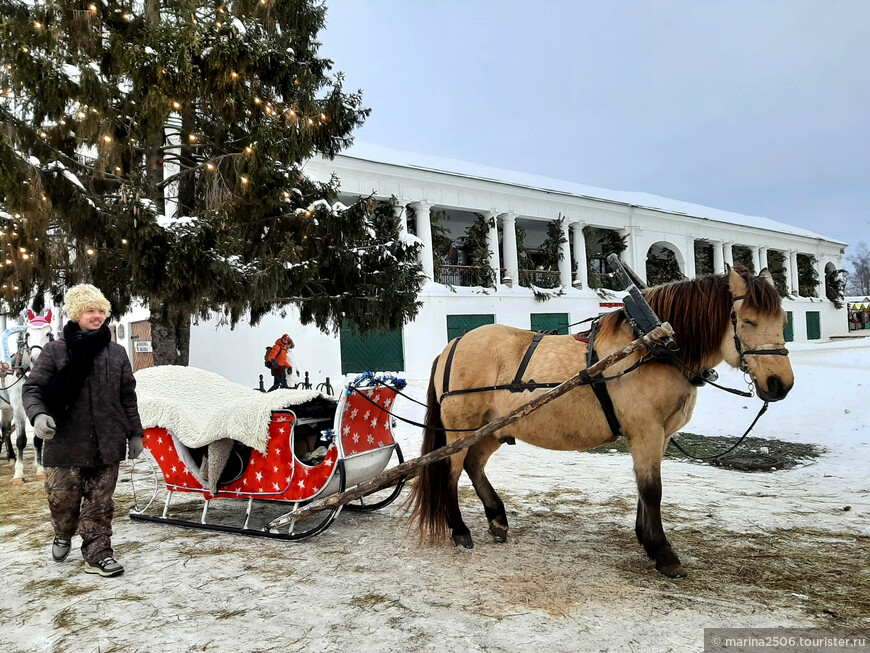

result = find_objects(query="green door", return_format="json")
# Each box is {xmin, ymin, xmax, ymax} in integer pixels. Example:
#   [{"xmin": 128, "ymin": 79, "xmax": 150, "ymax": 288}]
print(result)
[
  {"xmin": 806, "ymin": 311, "xmax": 821, "ymax": 340},
  {"xmin": 530, "ymin": 313, "xmax": 569, "ymax": 335},
  {"xmin": 340, "ymin": 324, "xmax": 404, "ymax": 374},
  {"xmin": 784, "ymin": 311, "xmax": 794, "ymax": 342},
  {"xmin": 446, "ymin": 314, "xmax": 494, "ymax": 342}
]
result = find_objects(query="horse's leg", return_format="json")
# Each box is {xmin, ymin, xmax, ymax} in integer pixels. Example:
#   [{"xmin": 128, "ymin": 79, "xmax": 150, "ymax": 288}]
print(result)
[
  {"xmin": 34, "ymin": 433, "xmax": 45, "ymax": 479},
  {"xmin": 628, "ymin": 432, "xmax": 686, "ymax": 578},
  {"xmin": 463, "ymin": 436, "xmax": 508, "ymax": 542},
  {"xmin": 446, "ymin": 450, "xmax": 474, "ymax": 548},
  {"xmin": 1, "ymin": 414, "xmax": 14, "ymax": 465},
  {"xmin": 13, "ymin": 424, "xmax": 26, "ymax": 484}
]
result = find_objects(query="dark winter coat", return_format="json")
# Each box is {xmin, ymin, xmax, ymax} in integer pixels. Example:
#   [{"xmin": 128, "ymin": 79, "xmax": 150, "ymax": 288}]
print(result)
[{"xmin": 23, "ymin": 337, "xmax": 144, "ymax": 468}]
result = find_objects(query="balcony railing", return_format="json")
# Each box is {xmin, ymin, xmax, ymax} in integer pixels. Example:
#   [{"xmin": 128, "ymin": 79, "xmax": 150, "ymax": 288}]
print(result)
[
  {"xmin": 436, "ymin": 265, "xmax": 488, "ymax": 287},
  {"xmin": 519, "ymin": 269, "xmax": 561, "ymax": 289}
]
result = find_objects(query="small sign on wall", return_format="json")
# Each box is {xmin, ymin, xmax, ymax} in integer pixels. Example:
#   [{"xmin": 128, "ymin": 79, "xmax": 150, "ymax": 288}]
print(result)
[
  {"xmin": 134, "ymin": 341, "xmax": 152, "ymax": 353},
  {"xmin": 117, "ymin": 324, "xmax": 125, "ymax": 339}
]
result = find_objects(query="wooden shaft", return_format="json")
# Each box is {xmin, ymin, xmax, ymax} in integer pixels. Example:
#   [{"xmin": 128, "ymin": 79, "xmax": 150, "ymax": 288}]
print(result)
[{"xmin": 269, "ymin": 323, "xmax": 675, "ymax": 527}]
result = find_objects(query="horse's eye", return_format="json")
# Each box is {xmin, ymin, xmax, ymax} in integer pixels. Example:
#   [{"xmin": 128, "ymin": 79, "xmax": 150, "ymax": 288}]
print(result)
[{"xmin": 742, "ymin": 319, "xmax": 757, "ymax": 327}]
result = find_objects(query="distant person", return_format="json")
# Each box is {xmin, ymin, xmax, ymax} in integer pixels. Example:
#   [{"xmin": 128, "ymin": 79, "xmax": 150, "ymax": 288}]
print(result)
[
  {"xmin": 23, "ymin": 284, "xmax": 144, "ymax": 577},
  {"xmin": 266, "ymin": 334, "xmax": 299, "ymax": 391}
]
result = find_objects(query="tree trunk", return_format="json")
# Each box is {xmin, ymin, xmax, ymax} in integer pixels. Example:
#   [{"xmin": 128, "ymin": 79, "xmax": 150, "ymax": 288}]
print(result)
[{"xmin": 149, "ymin": 305, "xmax": 191, "ymax": 366}]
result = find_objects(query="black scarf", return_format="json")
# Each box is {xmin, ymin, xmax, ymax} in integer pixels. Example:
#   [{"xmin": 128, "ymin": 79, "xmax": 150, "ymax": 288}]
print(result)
[{"xmin": 43, "ymin": 321, "xmax": 112, "ymax": 417}]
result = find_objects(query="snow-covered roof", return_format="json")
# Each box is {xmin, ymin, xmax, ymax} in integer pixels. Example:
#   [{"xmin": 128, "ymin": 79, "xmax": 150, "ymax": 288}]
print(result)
[{"xmin": 340, "ymin": 143, "xmax": 845, "ymax": 246}]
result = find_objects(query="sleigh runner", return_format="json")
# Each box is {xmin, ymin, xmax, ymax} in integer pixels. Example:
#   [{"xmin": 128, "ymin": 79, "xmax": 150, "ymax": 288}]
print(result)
[{"xmin": 129, "ymin": 366, "xmax": 406, "ymax": 539}]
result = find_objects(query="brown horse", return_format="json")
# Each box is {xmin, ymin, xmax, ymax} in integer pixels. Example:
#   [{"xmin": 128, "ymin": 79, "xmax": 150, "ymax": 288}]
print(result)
[{"xmin": 409, "ymin": 267, "xmax": 794, "ymax": 577}]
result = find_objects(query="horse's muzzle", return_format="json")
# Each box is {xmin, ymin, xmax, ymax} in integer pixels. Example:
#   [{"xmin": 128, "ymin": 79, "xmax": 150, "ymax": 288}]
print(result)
[{"xmin": 757, "ymin": 375, "xmax": 792, "ymax": 402}]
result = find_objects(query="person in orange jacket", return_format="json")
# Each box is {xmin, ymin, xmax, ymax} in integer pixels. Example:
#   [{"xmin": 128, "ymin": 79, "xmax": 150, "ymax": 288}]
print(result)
[{"xmin": 266, "ymin": 334, "xmax": 298, "ymax": 391}]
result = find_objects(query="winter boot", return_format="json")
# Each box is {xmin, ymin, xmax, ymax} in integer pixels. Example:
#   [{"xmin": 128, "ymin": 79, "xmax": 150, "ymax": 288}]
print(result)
[
  {"xmin": 51, "ymin": 537, "xmax": 72, "ymax": 563},
  {"xmin": 84, "ymin": 556, "xmax": 124, "ymax": 577}
]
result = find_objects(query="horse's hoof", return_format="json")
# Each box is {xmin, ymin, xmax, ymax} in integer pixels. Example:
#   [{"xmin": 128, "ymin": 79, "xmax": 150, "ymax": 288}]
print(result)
[
  {"xmin": 12, "ymin": 478, "xmax": 24, "ymax": 486},
  {"xmin": 489, "ymin": 524, "xmax": 508, "ymax": 542},
  {"xmin": 657, "ymin": 562, "xmax": 687, "ymax": 578},
  {"xmin": 452, "ymin": 534, "xmax": 474, "ymax": 549}
]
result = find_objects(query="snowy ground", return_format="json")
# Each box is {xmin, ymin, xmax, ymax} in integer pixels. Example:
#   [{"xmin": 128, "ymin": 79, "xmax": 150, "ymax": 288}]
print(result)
[{"xmin": 2, "ymin": 339, "xmax": 869, "ymax": 652}]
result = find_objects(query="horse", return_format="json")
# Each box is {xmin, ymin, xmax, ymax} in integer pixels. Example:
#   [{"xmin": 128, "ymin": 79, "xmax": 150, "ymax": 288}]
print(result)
[
  {"xmin": 408, "ymin": 267, "xmax": 794, "ymax": 578},
  {"xmin": 9, "ymin": 310, "xmax": 54, "ymax": 484},
  {"xmin": 1, "ymin": 366, "xmax": 14, "ymax": 464}
]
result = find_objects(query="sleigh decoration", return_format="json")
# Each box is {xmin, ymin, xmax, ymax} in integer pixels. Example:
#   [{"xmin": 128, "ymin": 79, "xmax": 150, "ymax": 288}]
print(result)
[{"xmin": 129, "ymin": 366, "xmax": 405, "ymax": 540}]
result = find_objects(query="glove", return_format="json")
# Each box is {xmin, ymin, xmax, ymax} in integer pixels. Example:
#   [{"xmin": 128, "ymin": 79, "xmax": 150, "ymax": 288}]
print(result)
[
  {"xmin": 34, "ymin": 414, "xmax": 57, "ymax": 439},
  {"xmin": 128, "ymin": 435, "xmax": 144, "ymax": 460}
]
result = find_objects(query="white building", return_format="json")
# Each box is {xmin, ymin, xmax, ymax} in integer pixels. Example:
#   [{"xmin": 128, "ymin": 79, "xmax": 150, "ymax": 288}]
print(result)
[{"xmin": 116, "ymin": 146, "xmax": 847, "ymax": 388}]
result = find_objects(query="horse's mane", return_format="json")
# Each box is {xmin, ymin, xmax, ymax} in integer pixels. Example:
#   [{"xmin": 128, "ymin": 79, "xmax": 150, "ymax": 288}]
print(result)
[{"xmin": 597, "ymin": 267, "xmax": 781, "ymax": 371}]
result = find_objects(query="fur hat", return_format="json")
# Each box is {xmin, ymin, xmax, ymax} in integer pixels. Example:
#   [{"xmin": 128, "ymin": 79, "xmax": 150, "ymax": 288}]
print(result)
[{"xmin": 64, "ymin": 284, "xmax": 111, "ymax": 321}]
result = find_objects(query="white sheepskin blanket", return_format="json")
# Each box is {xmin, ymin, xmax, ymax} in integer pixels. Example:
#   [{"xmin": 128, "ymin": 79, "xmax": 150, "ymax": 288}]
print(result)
[{"xmin": 135, "ymin": 366, "xmax": 326, "ymax": 453}]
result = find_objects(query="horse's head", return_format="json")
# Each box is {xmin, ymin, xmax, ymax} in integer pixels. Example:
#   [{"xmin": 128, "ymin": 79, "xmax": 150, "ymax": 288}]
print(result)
[
  {"xmin": 723, "ymin": 268, "xmax": 794, "ymax": 402},
  {"xmin": 24, "ymin": 309, "xmax": 55, "ymax": 364}
]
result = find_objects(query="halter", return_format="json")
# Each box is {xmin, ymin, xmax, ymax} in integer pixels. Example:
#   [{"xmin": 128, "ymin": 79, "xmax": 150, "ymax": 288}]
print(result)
[{"xmin": 730, "ymin": 295, "xmax": 790, "ymax": 375}]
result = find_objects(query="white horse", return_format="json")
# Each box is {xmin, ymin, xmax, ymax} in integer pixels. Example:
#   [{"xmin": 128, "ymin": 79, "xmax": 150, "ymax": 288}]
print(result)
[{"xmin": 9, "ymin": 310, "xmax": 54, "ymax": 484}]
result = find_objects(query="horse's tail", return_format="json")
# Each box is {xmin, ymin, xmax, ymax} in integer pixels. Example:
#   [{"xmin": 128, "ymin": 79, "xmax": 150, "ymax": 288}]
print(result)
[{"xmin": 407, "ymin": 356, "xmax": 452, "ymax": 543}]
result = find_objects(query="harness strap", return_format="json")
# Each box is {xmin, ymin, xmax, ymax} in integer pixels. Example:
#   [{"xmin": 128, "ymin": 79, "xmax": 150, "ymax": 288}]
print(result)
[
  {"xmin": 511, "ymin": 333, "xmax": 544, "ymax": 388},
  {"xmin": 440, "ymin": 331, "xmax": 565, "ymax": 399},
  {"xmin": 441, "ymin": 335, "xmax": 463, "ymax": 396},
  {"xmin": 585, "ymin": 322, "xmax": 623, "ymax": 437}
]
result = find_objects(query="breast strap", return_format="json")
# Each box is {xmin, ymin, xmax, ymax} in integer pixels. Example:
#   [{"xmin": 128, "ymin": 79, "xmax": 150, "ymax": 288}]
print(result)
[{"xmin": 579, "ymin": 320, "xmax": 623, "ymax": 438}]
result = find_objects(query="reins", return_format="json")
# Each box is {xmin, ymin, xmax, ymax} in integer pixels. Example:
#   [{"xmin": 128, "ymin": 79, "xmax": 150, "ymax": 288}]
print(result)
[{"xmin": 668, "ymin": 401, "xmax": 769, "ymax": 461}]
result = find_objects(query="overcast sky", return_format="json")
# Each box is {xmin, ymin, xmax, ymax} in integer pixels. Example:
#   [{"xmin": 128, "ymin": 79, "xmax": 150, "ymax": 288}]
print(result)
[{"xmin": 318, "ymin": 0, "xmax": 870, "ymax": 260}]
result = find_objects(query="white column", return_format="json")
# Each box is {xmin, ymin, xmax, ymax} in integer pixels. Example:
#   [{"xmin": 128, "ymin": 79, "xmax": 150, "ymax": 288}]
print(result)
[
  {"xmin": 684, "ymin": 237, "xmax": 696, "ymax": 279},
  {"xmin": 712, "ymin": 240, "xmax": 725, "ymax": 274},
  {"xmin": 485, "ymin": 211, "xmax": 500, "ymax": 286},
  {"xmin": 558, "ymin": 218, "xmax": 572, "ymax": 287},
  {"xmin": 723, "ymin": 241, "xmax": 734, "ymax": 268},
  {"xmin": 411, "ymin": 201, "xmax": 434, "ymax": 280},
  {"xmin": 619, "ymin": 228, "xmax": 642, "ymax": 282},
  {"xmin": 571, "ymin": 220, "xmax": 588, "ymax": 289},
  {"xmin": 789, "ymin": 250, "xmax": 801, "ymax": 297},
  {"xmin": 393, "ymin": 200, "xmax": 408, "ymax": 235},
  {"xmin": 500, "ymin": 212, "xmax": 519, "ymax": 286},
  {"xmin": 782, "ymin": 250, "xmax": 793, "ymax": 295},
  {"xmin": 815, "ymin": 256, "xmax": 825, "ymax": 299},
  {"xmin": 750, "ymin": 246, "xmax": 761, "ymax": 274},
  {"xmin": 759, "ymin": 246, "xmax": 769, "ymax": 271}
]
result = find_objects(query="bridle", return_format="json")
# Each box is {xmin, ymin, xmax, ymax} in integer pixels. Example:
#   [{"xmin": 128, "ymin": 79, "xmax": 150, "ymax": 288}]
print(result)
[
  {"xmin": 14, "ymin": 325, "xmax": 54, "ymax": 374},
  {"xmin": 730, "ymin": 295, "xmax": 790, "ymax": 375}
]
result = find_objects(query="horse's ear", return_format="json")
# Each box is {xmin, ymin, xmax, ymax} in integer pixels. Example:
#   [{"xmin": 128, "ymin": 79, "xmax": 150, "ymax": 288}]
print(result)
[
  {"xmin": 26, "ymin": 310, "xmax": 34, "ymax": 321},
  {"xmin": 45, "ymin": 309, "xmax": 52, "ymax": 322},
  {"xmin": 728, "ymin": 266, "xmax": 747, "ymax": 298},
  {"xmin": 758, "ymin": 268, "xmax": 775, "ymax": 288}
]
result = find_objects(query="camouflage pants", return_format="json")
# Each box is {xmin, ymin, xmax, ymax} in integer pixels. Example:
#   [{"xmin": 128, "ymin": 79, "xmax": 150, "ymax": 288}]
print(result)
[{"xmin": 44, "ymin": 464, "xmax": 119, "ymax": 564}]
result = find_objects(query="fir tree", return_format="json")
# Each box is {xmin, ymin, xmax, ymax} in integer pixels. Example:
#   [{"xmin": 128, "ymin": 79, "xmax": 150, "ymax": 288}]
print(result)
[
  {"xmin": 732, "ymin": 245, "xmax": 754, "ymax": 272},
  {"xmin": 0, "ymin": 0, "xmax": 421, "ymax": 363},
  {"xmin": 583, "ymin": 226, "xmax": 626, "ymax": 291},
  {"xmin": 645, "ymin": 246, "xmax": 684, "ymax": 287},
  {"xmin": 463, "ymin": 213, "xmax": 494, "ymax": 288},
  {"xmin": 693, "ymin": 240, "xmax": 714, "ymax": 276},
  {"xmin": 797, "ymin": 254, "xmax": 819, "ymax": 298},
  {"xmin": 825, "ymin": 266, "xmax": 845, "ymax": 309},
  {"xmin": 766, "ymin": 250, "xmax": 789, "ymax": 297}
]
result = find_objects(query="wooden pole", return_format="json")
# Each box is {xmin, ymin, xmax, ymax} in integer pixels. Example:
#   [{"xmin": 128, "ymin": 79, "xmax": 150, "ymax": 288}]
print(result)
[{"xmin": 269, "ymin": 323, "xmax": 675, "ymax": 528}]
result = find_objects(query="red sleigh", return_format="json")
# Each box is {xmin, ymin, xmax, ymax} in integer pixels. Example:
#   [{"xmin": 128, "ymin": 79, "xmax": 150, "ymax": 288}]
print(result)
[{"xmin": 129, "ymin": 372, "xmax": 406, "ymax": 540}]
